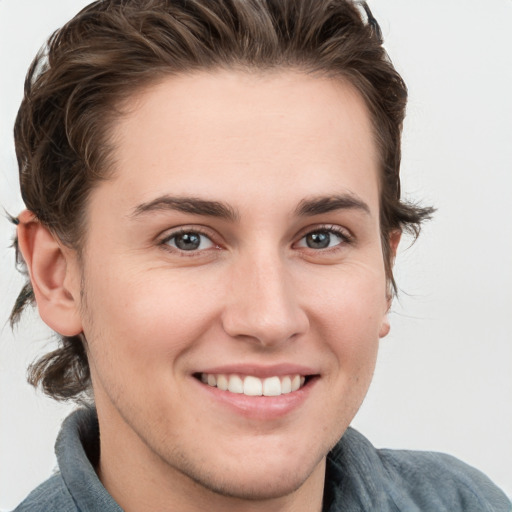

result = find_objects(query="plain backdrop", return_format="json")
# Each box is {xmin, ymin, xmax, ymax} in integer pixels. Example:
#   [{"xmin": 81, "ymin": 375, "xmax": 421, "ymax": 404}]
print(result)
[{"xmin": 1, "ymin": 0, "xmax": 511, "ymax": 509}]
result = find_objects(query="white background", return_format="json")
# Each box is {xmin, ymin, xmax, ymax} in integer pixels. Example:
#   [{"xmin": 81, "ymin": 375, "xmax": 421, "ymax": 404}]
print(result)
[{"xmin": 1, "ymin": 0, "xmax": 511, "ymax": 509}]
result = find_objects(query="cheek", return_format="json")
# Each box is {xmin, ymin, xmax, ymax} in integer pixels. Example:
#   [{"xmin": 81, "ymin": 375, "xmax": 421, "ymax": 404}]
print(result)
[
  {"xmin": 307, "ymin": 261, "xmax": 388, "ymax": 329},
  {"xmin": 306, "ymin": 264, "xmax": 386, "ymax": 369},
  {"xmin": 81, "ymin": 265, "xmax": 220, "ymax": 379}
]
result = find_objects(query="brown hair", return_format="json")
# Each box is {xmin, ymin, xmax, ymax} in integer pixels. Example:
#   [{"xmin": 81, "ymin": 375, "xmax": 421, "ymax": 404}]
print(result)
[{"xmin": 11, "ymin": 0, "xmax": 433, "ymax": 400}]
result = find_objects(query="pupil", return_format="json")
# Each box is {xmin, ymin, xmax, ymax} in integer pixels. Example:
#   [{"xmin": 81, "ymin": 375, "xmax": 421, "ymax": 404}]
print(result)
[
  {"xmin": 307, "ymin": 232, "xmax": 330, "ymax": 249},
  {"xmin": 176, "ymin": 233, "xmax": 201, "ymax": 250}
]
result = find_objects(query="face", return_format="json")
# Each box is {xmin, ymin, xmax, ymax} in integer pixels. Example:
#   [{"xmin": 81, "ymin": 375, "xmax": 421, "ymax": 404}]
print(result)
[{"xmin": 72, "ymin": 71, "xmax": 392, "ymax": 503}]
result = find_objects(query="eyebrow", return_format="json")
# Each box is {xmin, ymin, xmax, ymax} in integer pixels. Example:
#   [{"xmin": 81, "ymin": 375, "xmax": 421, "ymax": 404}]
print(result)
[
  {"xmin": 130, "ymin": 195, "xmax": 239, "ymax": 222},
  {"xmin": 130, "ymin": 193, "xmax": 370, "ymax": 222},
  {"xmin": 295, "ymin": 194, "xmax": 371, "ymax": 217}
]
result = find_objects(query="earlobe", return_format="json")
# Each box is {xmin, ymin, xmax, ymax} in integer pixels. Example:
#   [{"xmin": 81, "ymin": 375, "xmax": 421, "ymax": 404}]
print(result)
[
  {"xmin": 17, "ymin": 210, "xmax": 83, "ymax": 336},
  {"xmin": 379, "ymin": 315, "xmax": 390, "ymax": 338}
]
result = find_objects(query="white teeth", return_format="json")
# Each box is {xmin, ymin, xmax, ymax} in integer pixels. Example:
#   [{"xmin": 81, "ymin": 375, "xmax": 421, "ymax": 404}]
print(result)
[
  {"xmin": 281, "ymin": 376, "xmax": 292, "ymax": 394},
  {"xmin": 200, "ymin": 373, "xmax": 308, "ymax": 396},
  {"xmin": 263, "ymin": 376, "xmax": 281, "ymax": 396},
  {"xmin": 244, "ymin": 376, "xmax": 263, "ymax": 396},
  {"xmin": 217, "ymin": 374, "xmax": 228, "ymax": 391},
  {"xmin": 228, "ymin": 375, "xmax": 243, "ymax": 393}
]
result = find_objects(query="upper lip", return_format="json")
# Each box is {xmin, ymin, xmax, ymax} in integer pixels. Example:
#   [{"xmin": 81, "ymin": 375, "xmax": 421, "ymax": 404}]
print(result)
[{"xmin": 194, "ymin": 363, "xmax": 318, "ymax": 378}]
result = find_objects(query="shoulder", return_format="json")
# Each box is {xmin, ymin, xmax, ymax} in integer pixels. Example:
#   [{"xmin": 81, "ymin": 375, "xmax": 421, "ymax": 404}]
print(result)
[
  {"xmin": 13, "ymin": 473, "xmax": 76, "ymax": 512},
  {"xmin": 326, "ymin": 428, "xmax": 511, "ymax": 512},
  {"xmin": 377, "ymin": 447, "xmax": 510, "ymax": 511}
]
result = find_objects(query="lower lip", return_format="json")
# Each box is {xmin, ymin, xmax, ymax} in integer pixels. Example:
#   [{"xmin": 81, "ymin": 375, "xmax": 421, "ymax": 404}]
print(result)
[{"xmin": 193, "ymin": 376, "xmax": 317, "ymax": 420}]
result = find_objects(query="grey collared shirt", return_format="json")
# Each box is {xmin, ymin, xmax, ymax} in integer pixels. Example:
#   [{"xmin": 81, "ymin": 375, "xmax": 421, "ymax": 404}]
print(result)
[{"xmin": 14, "ymin": 408, "xmax": 511, "ymax": 511}]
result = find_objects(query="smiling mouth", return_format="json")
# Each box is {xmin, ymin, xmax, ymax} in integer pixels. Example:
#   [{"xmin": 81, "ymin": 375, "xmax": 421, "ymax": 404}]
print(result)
[{"xmin": 195, "ymin": 373, "xmax": 313, "ymax": 397}]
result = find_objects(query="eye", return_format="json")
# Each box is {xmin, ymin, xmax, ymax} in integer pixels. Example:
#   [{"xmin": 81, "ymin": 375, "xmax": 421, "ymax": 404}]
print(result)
[
  {"xmin": 163, "ymin": 230, "xmax": 215, "ymax": 252},
  {"xmin": 296, "ymin": 228, "xmax": 349, "ymax": 250}
]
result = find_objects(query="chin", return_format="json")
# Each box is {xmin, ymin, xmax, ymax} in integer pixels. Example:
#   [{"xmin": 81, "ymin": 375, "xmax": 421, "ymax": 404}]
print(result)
[
  {"xmin": 183, "ymin": 460, "xmax": 320, "ymax": 501},
  {"xmin": 161, "ymin": 434, "xmax": 329, "ymax": 502}
]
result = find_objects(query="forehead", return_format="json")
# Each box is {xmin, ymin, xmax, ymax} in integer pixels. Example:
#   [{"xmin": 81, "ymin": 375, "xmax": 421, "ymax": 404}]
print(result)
[{"xmin": 94, "ymin": 70, "xmax": 379, "ymax": 217}]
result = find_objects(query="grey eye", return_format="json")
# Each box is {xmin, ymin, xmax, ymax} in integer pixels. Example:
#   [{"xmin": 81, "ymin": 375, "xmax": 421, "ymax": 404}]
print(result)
[
  {"xmin": 166, "ymin": 232, "xmax": 214, "ymax": 251},
  {"xmin": 297, "ymin": 230, "xmax": 345, "ymax": 250},
  {"xmin": 306, "ymin": 232, "xmax": 330, "ymax": 249}
]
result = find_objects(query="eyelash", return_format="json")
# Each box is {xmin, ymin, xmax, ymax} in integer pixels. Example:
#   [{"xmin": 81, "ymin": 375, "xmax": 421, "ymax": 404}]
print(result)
[{"xmin": 158, "ymin": 224, "xmax": 353, "ymax": 256}]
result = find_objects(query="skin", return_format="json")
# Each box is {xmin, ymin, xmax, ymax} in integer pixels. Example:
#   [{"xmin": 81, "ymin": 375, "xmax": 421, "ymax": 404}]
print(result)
[{"xmin": 19, "ymin": 70, "xmax": 399, "ymax": 512}]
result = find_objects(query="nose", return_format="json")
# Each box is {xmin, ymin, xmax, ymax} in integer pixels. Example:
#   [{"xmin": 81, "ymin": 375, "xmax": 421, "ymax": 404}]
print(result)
[{"xmin": 221, "ymin": 251, "xmax": 309, "ymax": 347}]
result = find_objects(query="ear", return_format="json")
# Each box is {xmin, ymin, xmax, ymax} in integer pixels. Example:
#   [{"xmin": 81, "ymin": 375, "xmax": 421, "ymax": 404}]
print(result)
[
  {"xmin": 17, "ymin": 210, "xmax": 83, "ymax": 336},
  {"xmin": 388, "ymin": 229, "xmax": 402, "ymax": 267},
  {"xmin": 379, "ymin": 229, "xmax": 402, "ymax": 339}
]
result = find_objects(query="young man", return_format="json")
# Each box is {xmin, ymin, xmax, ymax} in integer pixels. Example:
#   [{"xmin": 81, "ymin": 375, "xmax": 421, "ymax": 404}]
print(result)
[{"xmin": 6, "ymin": 0, "xmax": 511, "ymax": 511}]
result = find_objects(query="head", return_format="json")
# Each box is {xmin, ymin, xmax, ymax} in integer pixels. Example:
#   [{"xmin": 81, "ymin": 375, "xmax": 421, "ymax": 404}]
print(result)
[
  {"xmin": 12, "ymin": 0, "xmax": 432, "ymax": 504},
  {"xmin": 12, "ymin": 0, "xmax": 431, "ymax": 401}
]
